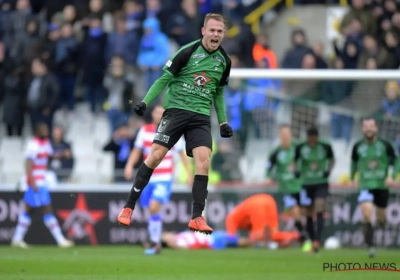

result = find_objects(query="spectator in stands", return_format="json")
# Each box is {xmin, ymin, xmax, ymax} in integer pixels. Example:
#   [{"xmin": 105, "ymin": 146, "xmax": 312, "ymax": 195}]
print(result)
[
  {"xmin": 302, "ymin": 53, "xmax": 316, "ymax": 69},
  {"xmin": 9, "ymin": 18, "xmax": 41, "ymax": 67},
  {"xmin": 2, "ymin": 64, "xmax": 26, "ymax": 137},
  {"xmin": 381, "ymin": 81, "xmax": 400, "ymax": 119},
  {"xmin": 80, "ymin": 14, "xmax": 107, "ymax": 114},
  {"xmin": 167, "ymin": 0, "xmax": 202, "ymax": 47},
  {"xmin": 0, "ymin": 1, "xmax": 12, "ymax": 40},
  {"xmin": 103, "ymin": 55, "xmax": 135, "ymax": 132},
  {"xmin": 358, "ymin": 35, "xmax": 391, "ymax": 69},
  {"xmin": 105, "ymin": 15, "xmax": 138, "ymax": 67},
  {"xmin": 383, "ymin": 30, "xmax": 400, "ymax": 68},
  {"xmin": 124, "ymin": 0, "xmax": 145, "ymax": 37},
  {"xmin": 41, "ymin": 23, "xmax": 61, "ymax": 70},
  {"xmin": 146, "ymin": 0, "xmax": 170, "ymax": 34},
  {"xmin": 245, "ymin": 59, "xmax": 280, "ymax": 139},
  {"xmin": 335, "ymin": 41, "xmax": 361, "ymax": 69},
  {"xmin": 252, "ymin": 33, "xmax": 277, "ymax": 68},
  {"xmin": 340, "ymin": 0, "xmax": 376, "ymax": 36},
  {"xmin": 312, "ymin": 41, "xmax": 328, "ymax": 69},
  {"xmin": 282, "ymin": 29, "xmax": 312, "ymax": 69},
  {"xmin": 322, "ymin": 58, "xmax": 354, "ymax": 142},
  {"xmin": 52, "ymin": 5, "xmax": 82, "ymax": 40},
  {"xmin": 82, "ymin": 0, "xmax": 113, "ymax": 33},
  {"xmin": 103, "ymin": 123, "xmax": 140, "ymax": 182},
  {"xmin": 211, "ymin": 141, "xmax": 237, "ymax": 182},
  {"xmin": 392, "ymin": 12, "xmax": 400, "ymax": 37},
  {"xmin": 5, "ymin": 0, "xmax": 44, "ymax": 45},
  {"xmin": 49, "ymin": 126, "xmax": 74, "ymax": 181},
  {"xmin": 27, "ymin": 57, "xmax": 60, "ymax": 133},
  {"xmin": 55, "ymin": 23, "xmax": 79, "ymax": 112},
  {"xmin": 138, "ymin": 17, "xmax": 169, "ymax": 91}
]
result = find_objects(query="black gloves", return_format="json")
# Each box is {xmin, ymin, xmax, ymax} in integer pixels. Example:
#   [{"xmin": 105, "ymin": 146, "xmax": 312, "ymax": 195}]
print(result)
[
  {"xmin": 220, "ymin": 124, "xmax": 233, "ymax": 138},
  {"xmin": 133, "ymin": 102, "xmax": 147, "ymax": 116},
  {"xmin": 323, "ymin": 171, "xmax": 331, "ymax": 178},
  {"xmin": 294, "ymin": 171, "xmax": 301, "ymax": 178}
]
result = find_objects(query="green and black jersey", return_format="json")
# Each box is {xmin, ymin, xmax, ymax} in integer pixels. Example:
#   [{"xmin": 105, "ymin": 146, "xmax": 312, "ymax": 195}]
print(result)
[
  {"xmin": 143, "ymin": 39, "xmax": 231, "ymax": 123},
  {"xmin": 267, "ymin": 144, "xmax": 301, "ymax": 194},
  {"xmin": 294, "ymin": 140, "xmax": 335, "ymax": 185},
  {"xmin": 351, "ymin": 138, "xmax": 397, "ymax": 190}
]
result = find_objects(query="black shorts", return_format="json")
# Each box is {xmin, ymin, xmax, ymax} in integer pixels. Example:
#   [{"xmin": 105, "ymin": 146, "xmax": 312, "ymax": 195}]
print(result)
[
  {"xmin": 282, "ymin": 192, "xmax": 300, "ymax": 209},
  {"xmin": 357, "ymin": 188, "xmax": 389, "ymax": 208},
  {"xmin": 300, "ymin": 183, "xmax": 329, "ymax": 206},
  {"xmin": 153, "ymin": 108, "xmax": 212, "ymax": 157}
]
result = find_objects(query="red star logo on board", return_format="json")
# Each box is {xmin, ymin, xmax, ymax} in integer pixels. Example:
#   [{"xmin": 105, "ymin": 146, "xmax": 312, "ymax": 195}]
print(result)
[
  {"xmin": 57, "ymin": 194, "xmax": 105, "ymax": 245},
  {"xmin": 193, "ymin": 72, "xmax": 211, "ymax": 87}
]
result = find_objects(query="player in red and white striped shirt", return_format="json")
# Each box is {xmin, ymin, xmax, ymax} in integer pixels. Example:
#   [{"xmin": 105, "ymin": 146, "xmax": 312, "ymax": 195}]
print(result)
[
  {"xmin": 123, "ymin": 105, "xmax": 192, "ymax": 254},
  {"xmin": 11, "ymin": 123, "xmax": 73, "ymax": 249}
]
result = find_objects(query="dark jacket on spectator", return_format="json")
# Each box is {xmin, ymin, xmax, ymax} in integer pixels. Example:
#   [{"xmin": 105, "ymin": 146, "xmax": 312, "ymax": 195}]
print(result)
[
  {"xmin": 282, "ymin": 46, "xmax": 312, "ymax": 69},
  {"xmin": 80, "ymin": 30, "xmax": 107, "ymax": 86},
  {"xmin": 27, "ymin": 72, "xmax": 60, "ymax": 112},
  {"xmin": 2, "ymin": 66, "xmax": 27, "ymax": 127}
]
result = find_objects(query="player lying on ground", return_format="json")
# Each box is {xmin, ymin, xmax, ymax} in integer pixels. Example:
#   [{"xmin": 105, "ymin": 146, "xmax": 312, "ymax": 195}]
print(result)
[
  {"xmin": 225, "ymin": 194, "xmax": 300, "ymax": 246},
  {"xmin": 11, "ymin": 123, "xmax": 74, "ymax": 248},
  {"xmin": 294, "ymin": 126, "xmax": 335, "ymax": 253},
  {"xmin": 161, "ymin": 230, "xmax": 252, "ymax": 250},
  {"xmin": 350, "ymin": 118, "xmax": 398, "ymax": 258},
  {"xmin": 118, "ymin": 13, "xmax": 233, "ymax": 234},
  {"xmin": 124, "ymin": 105, "xmax": 192, "ymax": 255},
  {"xmin": 266, "ymin": 125, "xmax": 312, "ymax": 252}
]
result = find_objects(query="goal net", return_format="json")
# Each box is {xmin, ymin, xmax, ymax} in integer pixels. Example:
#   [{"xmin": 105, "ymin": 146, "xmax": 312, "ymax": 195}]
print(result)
[{"xmin": 214, "ymin": 69, "xmax": 400, "ymax": 184}]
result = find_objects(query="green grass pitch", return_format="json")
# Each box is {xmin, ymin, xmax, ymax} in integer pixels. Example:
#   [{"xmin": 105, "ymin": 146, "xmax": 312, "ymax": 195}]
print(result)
[{"xmin": 1, "ymin": 246, "xmax": 400, "ymax": 280}]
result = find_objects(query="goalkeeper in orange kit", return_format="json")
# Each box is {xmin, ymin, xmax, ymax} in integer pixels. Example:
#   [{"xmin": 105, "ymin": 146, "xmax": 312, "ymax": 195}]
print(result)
[{"xmin": 225, "ymin": 194, "xmax": 299, "ymax": 247}]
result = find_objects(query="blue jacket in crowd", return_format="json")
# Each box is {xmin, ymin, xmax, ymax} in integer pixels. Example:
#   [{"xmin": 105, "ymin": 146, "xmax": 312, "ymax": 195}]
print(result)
[{"xmin": 137, "ymin": 18, "xmax": 169, "ymax": 68}]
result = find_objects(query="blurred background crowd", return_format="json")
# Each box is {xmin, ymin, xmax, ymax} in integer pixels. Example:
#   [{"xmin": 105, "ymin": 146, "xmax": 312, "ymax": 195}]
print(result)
[{"xmin": 1, "ymin": 0, "xmax": 400, "ymax": 185}]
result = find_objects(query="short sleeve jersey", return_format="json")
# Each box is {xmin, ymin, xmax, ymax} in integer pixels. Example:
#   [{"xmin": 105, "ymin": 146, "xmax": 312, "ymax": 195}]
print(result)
[
  {"xmin": 267, "ymin": 144, "xmax": 301, "ymax": 194},
  {"xmin": 351, "ymin": 138, "xmax": 397, "ymax": 190},
  {"xmin": 163, "ymin": 39, "xmax": 231, "ymax": 117},
  {"xmin": 294, "ymin": 140, "xmax": 334, "ymax": 185}
]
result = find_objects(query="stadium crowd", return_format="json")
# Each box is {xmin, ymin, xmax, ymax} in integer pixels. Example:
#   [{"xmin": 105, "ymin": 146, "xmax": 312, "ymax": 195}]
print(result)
[{"xmin": 1, "ymin": 0, "xmax": 400, "ymax": 183}]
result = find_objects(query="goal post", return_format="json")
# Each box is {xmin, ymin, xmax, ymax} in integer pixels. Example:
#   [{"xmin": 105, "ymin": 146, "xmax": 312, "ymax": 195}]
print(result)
[{"xmin": 219, "ymin": 69, "xmax": 400, "ymax": 184}]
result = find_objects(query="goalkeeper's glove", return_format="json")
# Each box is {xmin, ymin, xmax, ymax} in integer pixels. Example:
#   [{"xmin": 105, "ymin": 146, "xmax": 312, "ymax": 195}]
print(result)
[
  {"xmin": 323, "ymin": 171, "xmax": 331, "ymax": 178},
  {"xmin": 133, "ymin": 102, "xmax": 147, "ymax": 116},
  {"xmin": 220, "ymin": 123, "xmax": 233, "ymax": 138}
]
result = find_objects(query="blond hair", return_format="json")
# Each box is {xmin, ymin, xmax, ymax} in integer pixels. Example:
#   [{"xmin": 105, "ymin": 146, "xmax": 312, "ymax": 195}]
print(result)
[{"xmin": 203, "ymin": 13, "xmax": 226, "ymax": 27}]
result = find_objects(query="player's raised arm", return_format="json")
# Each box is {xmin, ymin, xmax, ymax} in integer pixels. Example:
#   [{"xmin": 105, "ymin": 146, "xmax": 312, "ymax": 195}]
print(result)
[
  {"xmin": 133, "ymin": 46, "xmax": 194, "ymax": 116},
  {"xmin": 350, "ymin": 141, "xmax": 360, "ymax": 183}
]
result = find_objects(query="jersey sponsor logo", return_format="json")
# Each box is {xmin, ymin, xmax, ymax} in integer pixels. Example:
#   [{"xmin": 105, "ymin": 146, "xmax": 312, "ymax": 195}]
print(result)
[
  {"xmin": 192, "ymin": 53, "xmax": 205, "ymax": 59},
  {"xmin": 213, "ymin": 55, "xmax": 223, "ymax": 63},
  {"xmin": 193, "ymin": 72, "xmax": 211, "ymax": 87},
  {"xmin": 166, "ymin": 60, "xmax": 172, "ymax": 67},
  {"xmin": 157, "ymin": 119, "xmax": 170, "ymax": 133}
]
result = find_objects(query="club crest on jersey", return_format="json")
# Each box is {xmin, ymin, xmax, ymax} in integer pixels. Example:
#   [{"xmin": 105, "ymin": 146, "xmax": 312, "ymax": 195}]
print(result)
[
  {"xmin": 192, "ymin": 53, "xmax": 205, "ymax": 59},
  {"xmin": 310, "ymin": 162, "xmax": 319, "ymax": 171},
  {"xmin": 158, "ymin": 119, "xmax": 170, "ymax": 133},
  {"xmin": 368, "ymin": 160, "xmax": 378, "ymax": 170},
  {"xmin": 213, "ymin": 55, "xmax": 223, "ymax": 63},
  {"xmin": 193, "ymin": 72, "xmax": 211, "ymax": 87}
]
